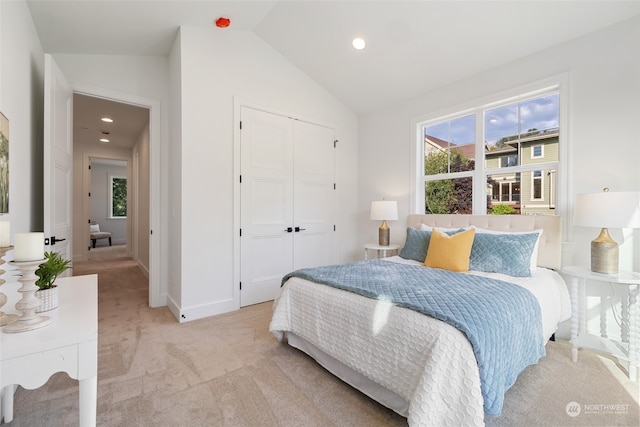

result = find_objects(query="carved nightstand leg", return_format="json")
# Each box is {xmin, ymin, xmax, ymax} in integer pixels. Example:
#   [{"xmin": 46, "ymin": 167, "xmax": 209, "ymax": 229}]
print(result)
[
  {"xmin": 628, "ymin": 284, "xmax": 638, "ymax": 381},
  {"xmin": 621, "ymin": 292, "xmax": 629, "ymax": 343},
  {"xmin": 570, "ymin": 276, "xmax": 580, "ymax": 363},
  {"xmin": 599, "ymin": 295, "xmax": 608, "ymax": 338}
]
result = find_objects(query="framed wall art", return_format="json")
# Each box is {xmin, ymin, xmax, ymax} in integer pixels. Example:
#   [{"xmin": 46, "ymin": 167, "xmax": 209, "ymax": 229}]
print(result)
[{"xmin": 0, "ymin": 112, "xmax": 9, "ymax": 213}]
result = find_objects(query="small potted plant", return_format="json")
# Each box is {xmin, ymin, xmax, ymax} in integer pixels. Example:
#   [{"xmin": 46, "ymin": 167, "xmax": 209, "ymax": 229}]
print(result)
[{"xmin": 35, "ymin": 251, "xmax": 71, "ymax": 312}]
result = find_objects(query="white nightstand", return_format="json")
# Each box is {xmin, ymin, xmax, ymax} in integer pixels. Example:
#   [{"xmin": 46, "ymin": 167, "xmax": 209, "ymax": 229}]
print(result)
[
  {"xmin": 562, "ymin": 265, "xmax": 640, "ymax": 381},
  {"xmin": 364, "ymin": 243, "xmax": 400, "ymax": 260}
]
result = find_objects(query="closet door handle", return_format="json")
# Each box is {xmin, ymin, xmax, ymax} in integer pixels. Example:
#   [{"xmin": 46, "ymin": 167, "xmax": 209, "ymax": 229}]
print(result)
[
  {"xmin": 294, "ymin": 227, "xmax": 306, "ymax": 232},
  {"xmin": 285, "ymin": 227, "xmax": 293, "ymax": 233}
]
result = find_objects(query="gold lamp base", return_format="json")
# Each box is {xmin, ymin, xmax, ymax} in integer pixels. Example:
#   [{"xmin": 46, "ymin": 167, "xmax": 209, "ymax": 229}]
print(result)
[
  {"xmin": 378, "ymin": 220, "xmax": 390, "ymax": 246},
  {"xmin": 591, "ymin": 227, "xmax": 619, "ymax": 274}
]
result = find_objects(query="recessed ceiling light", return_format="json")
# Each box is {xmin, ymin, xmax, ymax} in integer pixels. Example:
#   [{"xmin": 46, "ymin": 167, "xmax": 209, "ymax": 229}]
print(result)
[
  {"xmin": 101, "ymin": 117, "xmax": 113, "ymax": 123},
  {"xmin": 99, "ymin": 138, "xmax": 110, "ymax": 143},
  {"xmin": 352, "ymin": 38, "xmax": 366, "ymax": 50}
]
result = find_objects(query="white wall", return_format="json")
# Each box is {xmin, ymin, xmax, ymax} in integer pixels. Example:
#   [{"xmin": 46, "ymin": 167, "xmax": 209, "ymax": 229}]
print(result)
[
  {"xmin": 0, "ymin": 1, "xmax": 44, "ymax": 255},
  {"xmin": 9, "ymin": 1, "xmax": 633, "ymax": 333},
  {"xmin": 72, "ymin": 120, "xmax": 150, "ymax": 271},
  {"xmin": 43, "ymin": 26, "xmax": 359, "ymax": 323},
  {"xmin": 173, "ymin": 27, "xmax": 359, "ymax": 321},
  {"xmin": 358, "ymin": 16, "xmax": 640, "ymax": 339},
  {"xmin": 72, "ymin": 138, "xmax": 132, "ymax": 260},
  {"xmin": 133, "ymin": 123, "xmax": 150, "ymax": 274},
  {"xmin": 89, "ymin": 162, "xmax": 127, "ymax": 245},
  {"xmin": 168, "ymin": 31, "xmax": 183, "ymax": 309}
]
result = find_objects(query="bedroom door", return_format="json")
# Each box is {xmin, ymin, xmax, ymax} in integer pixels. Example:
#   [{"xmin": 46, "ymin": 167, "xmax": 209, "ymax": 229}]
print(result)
[
  {"xmin": 44, "ymin": 54, "xmax": 73, "ymax": 263},
  {"xmin": 240, "ymin": 107, "xmax": 335, "ymax": 306}
]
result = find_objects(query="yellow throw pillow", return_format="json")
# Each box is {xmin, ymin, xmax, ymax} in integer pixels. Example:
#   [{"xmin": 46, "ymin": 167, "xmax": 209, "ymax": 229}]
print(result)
[{"xmin": 424, "ymin": 227, "xmax": 476, "ymax": 272}]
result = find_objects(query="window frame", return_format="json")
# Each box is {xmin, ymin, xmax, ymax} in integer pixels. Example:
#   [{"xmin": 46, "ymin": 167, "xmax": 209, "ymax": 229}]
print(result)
[
  {"xmin": 499, "ymin": 154, "xmax": 518, "ymax": 168},
  {"xmin": 531, "ymin": 144, "xmax": 544, "ymax": 159},
  {"xmin": 108, "ymin": 174, "xmax": 127, "ymax": 219},
  {"xmin": 531, "ymin": 170, "xmax": 544, "ymax": 201},
  {"xmin": 411, "ymin": 74, "xmax": 569, "ymax": 220}
]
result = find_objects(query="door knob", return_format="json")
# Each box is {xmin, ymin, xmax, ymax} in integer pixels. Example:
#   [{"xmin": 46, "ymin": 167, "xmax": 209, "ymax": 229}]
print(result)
[{"xmin": 45, "ymin": 236, "xmax": 67, "ymax": 245}]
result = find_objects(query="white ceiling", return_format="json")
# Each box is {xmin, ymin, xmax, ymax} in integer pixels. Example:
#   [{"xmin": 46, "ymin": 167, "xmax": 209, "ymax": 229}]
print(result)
[
  {"xmin": 28, "ymin": 0, "xmax": 640, "ymax": 117},
  {"xmin": 73, "ymin": 94, "xmax": 149, "ymax": 149}
]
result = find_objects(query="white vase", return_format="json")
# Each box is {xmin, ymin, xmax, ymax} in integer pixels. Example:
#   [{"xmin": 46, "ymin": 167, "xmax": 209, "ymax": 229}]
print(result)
[{"xmin": 36, "ymin": 287, "xmax": 59, "ymax": 312}]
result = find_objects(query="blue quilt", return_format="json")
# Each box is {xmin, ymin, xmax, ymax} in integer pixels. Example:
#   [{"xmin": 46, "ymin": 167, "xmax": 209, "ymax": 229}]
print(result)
[{"xmin": 282, "ymin": 259, "xmax": 545, "ymax": 416}]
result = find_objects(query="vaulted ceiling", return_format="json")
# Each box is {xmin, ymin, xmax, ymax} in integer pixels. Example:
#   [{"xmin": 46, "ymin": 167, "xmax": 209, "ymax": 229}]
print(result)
[{"xmin": 27, "ymin": 0, "xmax": 640, "ymax": 116}]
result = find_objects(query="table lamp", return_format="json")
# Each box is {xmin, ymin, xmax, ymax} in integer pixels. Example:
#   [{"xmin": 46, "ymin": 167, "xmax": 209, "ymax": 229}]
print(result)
[
  {"xmin": 370, "ymin": 200, "xmax": 398, "ymax": 246},
  {"xmin": 573, "ymin": 189, "xmax": 640, "ymax": 274}
]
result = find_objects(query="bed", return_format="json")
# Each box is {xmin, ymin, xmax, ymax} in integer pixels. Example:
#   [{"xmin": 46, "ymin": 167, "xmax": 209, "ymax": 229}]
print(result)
[{"xmin": 270, "ymin": 214, "xmax": 571, "ymax": 426}]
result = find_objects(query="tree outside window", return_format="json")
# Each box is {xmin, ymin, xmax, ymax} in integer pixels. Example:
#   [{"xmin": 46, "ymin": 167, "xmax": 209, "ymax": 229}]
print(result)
[
  {"xmin": 425, "ymin": 149, "xmax": 474, "ymax": 214},
  {"xmin": 423, "ymin": 114, "xmax": 475, "ymax": 214},
  {"xmin": 110, "ymin": 176, "xmax": 127, "ymax": 218}
]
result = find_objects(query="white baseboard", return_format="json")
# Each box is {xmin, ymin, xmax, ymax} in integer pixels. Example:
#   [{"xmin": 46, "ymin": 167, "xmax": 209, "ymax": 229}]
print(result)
[
  {"xmin": 173, "ymin": 298, "xmax": 238, "ymax": 323},
  {"xmin": 166, "ymin": 294, "xmax": 181, "ymax": 321},
  {"xmin": 137, "ymin": 260, "xmax": 149, "ymax": 278}
]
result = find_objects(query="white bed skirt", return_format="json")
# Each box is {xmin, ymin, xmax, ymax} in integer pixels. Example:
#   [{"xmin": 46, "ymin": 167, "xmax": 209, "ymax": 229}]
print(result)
[{"xmin": 285, "ymin": 331, "xmax": 410, "ymax": 417}]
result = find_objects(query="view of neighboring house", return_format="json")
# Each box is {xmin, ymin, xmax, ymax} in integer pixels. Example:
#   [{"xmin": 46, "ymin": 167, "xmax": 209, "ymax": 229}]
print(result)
[
  {"xmin": 485, "ymin": 128, "xmax": 559, "ymax": 215},
  {"xmin": 424, "ymin": 134, "xmax": 476, "ymax": 160},
  {"xmin": 424, "ymin": 128, "xmax": 559, "ymax": 215}
]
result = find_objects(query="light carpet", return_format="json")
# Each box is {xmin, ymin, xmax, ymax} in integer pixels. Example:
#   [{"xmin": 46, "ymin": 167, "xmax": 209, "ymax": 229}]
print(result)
[
  {"xmin": 86, "ymin": 244, "xmax": 128, "ymax": 261},
  {"xmin": 6, "ymin": 257, "xmax": 639, "ymax": 426}
]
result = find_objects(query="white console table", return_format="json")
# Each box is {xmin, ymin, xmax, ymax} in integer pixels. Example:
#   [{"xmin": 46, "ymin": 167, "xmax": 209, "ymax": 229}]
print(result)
[
  {"xmin": 563, "ymin": 266, "xmax": 639, "ymax": 381},
  {"xmin": 1, "ymin": 274, "xmax": 98, "ymax": 426}
]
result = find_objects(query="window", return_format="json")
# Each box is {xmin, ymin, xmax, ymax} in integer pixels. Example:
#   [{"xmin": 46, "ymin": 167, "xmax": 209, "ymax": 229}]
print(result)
[
  {"xmin": 532, "ymin": 170, "xmax": 543, "ymax": 200},
  {"xmin": 500, "ymin": 155, "xmax": 518, "ymax": 168},
  {"xmin": 423, "ymin": 115, "xmax": 475, "ymax": 214},
  {"xmin": 488, "ymin": 173, "xmax": 521, "ymax": 204},
  {"xmin": 415, "ymin": 83, "xmax": 563, "ymax": 216},
  {"xmin": 532, "ymin": 145, "xmax": 543, "ymax": 158},
  {"xmin": 109, "ymin": 175, "xmax": 127, "ymax": 219}
]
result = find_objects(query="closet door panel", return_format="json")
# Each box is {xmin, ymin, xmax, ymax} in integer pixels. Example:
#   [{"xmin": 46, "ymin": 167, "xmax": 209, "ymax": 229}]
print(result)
[
  {"xmin": 240, "ymin": 107, "xmax": 294, "ymax": 307},
  {"xmin": 293, "ymin": 120, "xmax": 336, "ymax": 270}
]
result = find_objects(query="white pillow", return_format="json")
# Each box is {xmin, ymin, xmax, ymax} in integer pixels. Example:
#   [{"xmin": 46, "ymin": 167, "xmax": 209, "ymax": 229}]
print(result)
[
  {"xmin": 474, "ymin": 228, "xmax": 543, "ymax": 275},
  {"xmin": 419, "ymin": 223, "xmax": 472, "ymax": 233},
  {"xmin": 89, "ymin": 224, "xmax": 100, "ymax": 233}
]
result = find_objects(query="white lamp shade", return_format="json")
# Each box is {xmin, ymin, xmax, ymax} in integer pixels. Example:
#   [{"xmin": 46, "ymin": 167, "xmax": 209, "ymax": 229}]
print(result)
[
  {"xmin": 574, "ymin": 191, "xmax": 640, "ymax": 229},
  {"xmin": 370, "ymin": 201, "xmax": 398, "ymax": 221}
]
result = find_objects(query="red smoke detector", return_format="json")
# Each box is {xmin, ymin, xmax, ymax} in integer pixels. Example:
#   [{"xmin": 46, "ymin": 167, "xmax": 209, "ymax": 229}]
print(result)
[{"xmin": 215, "ymin": 17, "xmax": 231, "ymax": 28}]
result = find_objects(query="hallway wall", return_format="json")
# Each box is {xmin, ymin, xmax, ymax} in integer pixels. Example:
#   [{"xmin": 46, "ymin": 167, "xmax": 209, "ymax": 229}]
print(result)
[
  {"xmin": 90, "ymin": 161, "xmax": 127, "ymax": 246},
  {"xmin": 72, "ymin": 139, "xmax": 131, "ymax": 261}
]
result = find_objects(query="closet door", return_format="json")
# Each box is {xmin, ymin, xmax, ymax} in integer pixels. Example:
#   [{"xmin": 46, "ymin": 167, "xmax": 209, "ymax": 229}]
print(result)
[
  {"xmin": 240, "ymin": 108, "xmax": 336, "ymax": 307},
  {"xmin": 293, "ymin": 120, "xmax": 336, "ymax": 269},
  {"xmin": 240, "ymin": 107, "xmax": 294, "ymax": 307}
]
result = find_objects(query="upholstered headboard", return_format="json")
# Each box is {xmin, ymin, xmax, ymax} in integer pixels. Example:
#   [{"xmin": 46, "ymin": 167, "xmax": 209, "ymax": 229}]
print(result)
[{"xmin": 406, "ymin": 214, "xmax": 562, "ymax": 270}]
